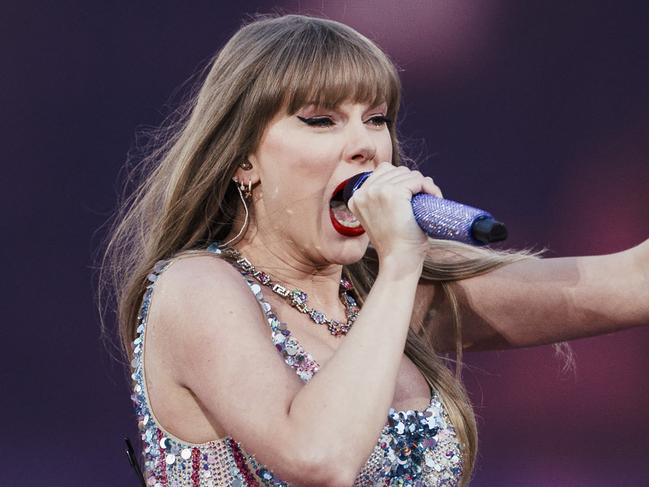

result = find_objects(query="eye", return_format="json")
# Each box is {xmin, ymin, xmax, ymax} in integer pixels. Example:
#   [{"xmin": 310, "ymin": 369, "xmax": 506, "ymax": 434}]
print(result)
[
  {"xmin": 367, "ymin": 115, "xmax": 392, "ymax": 127},
  {"xmin": 297, "ymin": 115, "xmax": 392, "ymax": 128},
  {"xmin": 297, "ymin": 116, "xmax": 334, "ymax": 127}
]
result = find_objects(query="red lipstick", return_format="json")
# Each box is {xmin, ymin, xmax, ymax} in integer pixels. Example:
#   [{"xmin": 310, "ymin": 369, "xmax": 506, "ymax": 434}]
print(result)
[{"xmin": 329, "ymin": 178, "xmax": 366, "ymax": 237}]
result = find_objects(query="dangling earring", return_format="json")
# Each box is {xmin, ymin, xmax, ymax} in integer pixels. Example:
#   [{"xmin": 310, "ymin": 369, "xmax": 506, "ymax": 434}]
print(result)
[
  {"xmin": 221, "ymin": 178, "xmax": 251, "ymax": 247},
  {"xmin": 237, "ymin": 179, "xmax": 252, "ymax": 199},
  {"xmin": 240, "ymin": 160, "xmax": 253, "ymax": 170},
  {"xmin": 232, "ymin": 177, "xmax": 253, "ymax": 200}
]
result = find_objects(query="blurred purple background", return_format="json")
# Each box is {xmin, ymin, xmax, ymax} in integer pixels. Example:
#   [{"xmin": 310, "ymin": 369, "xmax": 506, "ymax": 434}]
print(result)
[{"xmin": 2, "ymin": 1, "xmax": 648, "ymax": 485}]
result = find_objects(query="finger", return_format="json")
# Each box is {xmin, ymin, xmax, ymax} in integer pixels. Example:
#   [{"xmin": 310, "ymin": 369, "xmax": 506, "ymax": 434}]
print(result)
[
  {"xmin": 361, "ymin": 164, "xmax": 408, "ymax": 187},
  {"xmin": 422, "ymin": 176, "xmax": 443, "ymax": 198},
  {"xmin": 370, "ymin": 161, "xmax": 396, "ymax": 176},
  {"xmin": 374, "ymin": 172, "xmax": 443, "ymax": 200},
  {"xmin": 379, "ymin": 173, "xmax": 431, "ymax": 198}
]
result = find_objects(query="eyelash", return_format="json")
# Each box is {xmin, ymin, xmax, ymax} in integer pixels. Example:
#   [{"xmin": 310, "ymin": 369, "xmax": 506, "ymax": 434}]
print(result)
[{"xmin": 297, "ymin": 115, "xmax": 392, "ymax": 128}]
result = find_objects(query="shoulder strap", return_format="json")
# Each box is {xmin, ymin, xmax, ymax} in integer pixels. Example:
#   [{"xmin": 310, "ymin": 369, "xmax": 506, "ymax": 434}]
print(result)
[{"xmin": 206, "ymin": 242, "xmax": 321, "ymax": 383}]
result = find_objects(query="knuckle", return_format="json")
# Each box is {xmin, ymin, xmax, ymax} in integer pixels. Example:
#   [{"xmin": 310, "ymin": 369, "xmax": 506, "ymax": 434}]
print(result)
[
  {"xmin": 366, "ymin": 185, "xmax": 382, "ymax": 198},
  {"xmin": 348, "ymin": 196, "xmax": 362, "ymax": 212}
]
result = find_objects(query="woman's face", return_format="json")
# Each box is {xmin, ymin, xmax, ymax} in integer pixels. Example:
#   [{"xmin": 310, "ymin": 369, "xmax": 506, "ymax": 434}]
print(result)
[{"xmin": 245, "ymin": 99, "xmax": 393, "ymax": 265}]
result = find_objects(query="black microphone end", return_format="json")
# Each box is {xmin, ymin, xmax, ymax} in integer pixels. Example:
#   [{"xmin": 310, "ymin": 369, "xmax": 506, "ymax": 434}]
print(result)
[{"xmin": 471, "ymin": 217, "xmax": 508, "ymax": 244}]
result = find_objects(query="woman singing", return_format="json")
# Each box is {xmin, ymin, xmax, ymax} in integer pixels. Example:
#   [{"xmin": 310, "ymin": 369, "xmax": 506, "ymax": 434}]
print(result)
[{"xmin": 100, "ymin": 13, "xmax": 649, "ymax": 486}]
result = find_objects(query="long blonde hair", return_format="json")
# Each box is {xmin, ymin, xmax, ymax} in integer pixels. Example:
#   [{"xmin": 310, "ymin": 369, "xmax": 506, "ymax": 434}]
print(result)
[{"xmin": 98, "ymin": 12, "xmax": 549, "ymax": 484}]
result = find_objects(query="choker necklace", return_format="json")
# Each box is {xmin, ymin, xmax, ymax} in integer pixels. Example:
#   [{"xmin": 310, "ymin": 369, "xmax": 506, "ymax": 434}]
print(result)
[{"xmin": 218, "ymin": 246, "xmax": 359, "ymax": 337}]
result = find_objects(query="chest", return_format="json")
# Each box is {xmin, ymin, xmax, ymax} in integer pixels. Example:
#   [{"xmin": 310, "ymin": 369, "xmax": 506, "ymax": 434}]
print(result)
[{"xmin": 274, "ymin": 305, "xmax": 434, "ymax": 412}]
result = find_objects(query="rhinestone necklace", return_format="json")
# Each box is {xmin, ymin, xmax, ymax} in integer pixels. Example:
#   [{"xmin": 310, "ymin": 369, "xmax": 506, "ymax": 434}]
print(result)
[{"xmin": 220, "ymin": 247, "xmax": 360, "ymax": 337}]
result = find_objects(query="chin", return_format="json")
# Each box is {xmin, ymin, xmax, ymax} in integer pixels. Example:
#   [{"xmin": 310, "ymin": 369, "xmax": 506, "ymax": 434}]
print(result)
[{"xmin": 320, "ymin": 229, "xmax": 370, "ymax": 265}]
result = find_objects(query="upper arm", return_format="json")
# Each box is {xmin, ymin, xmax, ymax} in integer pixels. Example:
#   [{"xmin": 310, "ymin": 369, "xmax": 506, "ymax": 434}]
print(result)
[
  {"xmin": 416, "ymin": 245, "xmax": 649, "ymax": 352},
  {"xmin": 148, "ymin": 254, "xmax": 315, "ymax": 481},
  {"xmin": 457, "ymin": 248, "xmax": 648, "ymax": 350}
]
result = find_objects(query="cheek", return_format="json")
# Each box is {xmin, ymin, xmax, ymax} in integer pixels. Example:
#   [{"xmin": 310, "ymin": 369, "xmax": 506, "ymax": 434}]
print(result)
[
  {"xmin": 380, "ymin": 134, "xmax": 393, "ymax": 162},
  {"xmin": 260, "ymin": 139, "xmax": 335, "ymax": 201}
]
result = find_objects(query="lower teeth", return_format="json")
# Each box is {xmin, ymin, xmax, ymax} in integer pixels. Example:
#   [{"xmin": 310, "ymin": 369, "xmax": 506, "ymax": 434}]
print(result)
[{"xmin": 330, "ymin": 201, "xmax": 360, "ymax": 228}]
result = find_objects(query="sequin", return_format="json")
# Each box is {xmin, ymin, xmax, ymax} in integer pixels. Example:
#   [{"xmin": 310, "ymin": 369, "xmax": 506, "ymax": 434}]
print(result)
[
  {"xmin": 206, "ymin": 243, "xmax": 221, "ymax": 254},
  {"xmin": 153, "ymin": 260, "xmax": 168, "ymax": 273},
  {"xmin": 130, "ymin": 241, "xmax": 464, "ymax": 486}
]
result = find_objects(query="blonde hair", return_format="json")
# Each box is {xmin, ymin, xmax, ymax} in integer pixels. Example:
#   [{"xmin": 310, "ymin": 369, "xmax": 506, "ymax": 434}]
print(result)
[{"xmin": 97, "ymin": 12, "xmax": 556, "ymax": 484}]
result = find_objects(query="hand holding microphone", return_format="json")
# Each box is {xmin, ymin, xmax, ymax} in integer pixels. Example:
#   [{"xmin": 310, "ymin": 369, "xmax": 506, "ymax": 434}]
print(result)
[
  {"xmin": 334, "ymin": 164, "xmax": 507, "ymax": 250},
  {"xmin": 339, "ymin": 164, "xmax": 441, "ymax": 264}
]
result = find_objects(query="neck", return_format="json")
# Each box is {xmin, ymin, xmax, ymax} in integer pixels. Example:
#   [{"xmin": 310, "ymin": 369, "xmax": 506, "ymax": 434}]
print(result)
[{"xmin": 227, "ymin": 231, "xmax": 347, "ymax": 317}]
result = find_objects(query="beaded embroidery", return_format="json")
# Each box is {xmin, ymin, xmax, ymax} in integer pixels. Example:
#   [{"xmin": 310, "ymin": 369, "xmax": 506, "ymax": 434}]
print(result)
[{"xmin": 130, "ymin": 246, "xmax": 464, "ymax": 486}]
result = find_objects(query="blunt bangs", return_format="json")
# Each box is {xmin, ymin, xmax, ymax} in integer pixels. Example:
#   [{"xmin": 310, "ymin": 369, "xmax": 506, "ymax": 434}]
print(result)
[{"xmin": 254, "ymin": 18, "xmax": 401, "ymax": 119}]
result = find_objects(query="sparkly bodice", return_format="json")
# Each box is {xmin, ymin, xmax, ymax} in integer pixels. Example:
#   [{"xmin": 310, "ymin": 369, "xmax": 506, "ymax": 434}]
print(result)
[{"xmin": 130, "ymin": 247, "xmax": 464, "ymax": 486}]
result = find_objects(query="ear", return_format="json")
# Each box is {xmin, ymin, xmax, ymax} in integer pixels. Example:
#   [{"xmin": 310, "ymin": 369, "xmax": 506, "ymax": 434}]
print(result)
[{"xmin": 232, "ymin": 158, "xmax": 260, "ymax": 186}]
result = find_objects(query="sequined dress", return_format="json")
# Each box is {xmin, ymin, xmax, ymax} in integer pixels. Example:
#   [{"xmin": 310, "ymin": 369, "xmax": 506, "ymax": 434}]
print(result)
[{"xmin": 130, "ymin": 244, "xmax": 464, "ymax": 486}]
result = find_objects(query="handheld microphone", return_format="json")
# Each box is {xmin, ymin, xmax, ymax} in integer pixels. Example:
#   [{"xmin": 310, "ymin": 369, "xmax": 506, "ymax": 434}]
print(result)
[{"xmin": 336, "ymin": 171, "xmax": 508, "ymax": 245}]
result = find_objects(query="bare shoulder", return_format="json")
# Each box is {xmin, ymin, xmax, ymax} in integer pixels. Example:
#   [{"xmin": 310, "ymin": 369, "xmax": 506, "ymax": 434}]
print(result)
[
  {"xmin": 148, "ymin": 253, "xmax": 274, "ymax": 383},
  {"xmin": 151, "ymin": 251, "xmax": 267, "ymax": 330},
  {"xmin": 156, "ymin": 253, "xmax": 252, "ymax": 310}
]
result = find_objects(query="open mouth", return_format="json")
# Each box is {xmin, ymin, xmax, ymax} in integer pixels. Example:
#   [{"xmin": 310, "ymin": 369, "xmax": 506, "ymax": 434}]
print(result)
[{"xmin": 329, "ymin": 179, "xmax": 365, "ymax": 237}]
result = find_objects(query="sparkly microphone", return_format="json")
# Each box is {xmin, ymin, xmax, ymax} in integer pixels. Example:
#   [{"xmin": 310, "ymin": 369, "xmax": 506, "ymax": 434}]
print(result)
[{"xmin": 336, "ymin": 171, "xmax": 508, "ymax": 245}]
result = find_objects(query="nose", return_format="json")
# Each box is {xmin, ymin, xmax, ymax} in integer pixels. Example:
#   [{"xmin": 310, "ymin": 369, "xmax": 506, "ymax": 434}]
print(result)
[{"xmin": 343, "ymin": 121, "xmax": 377, "ymax": 166}]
